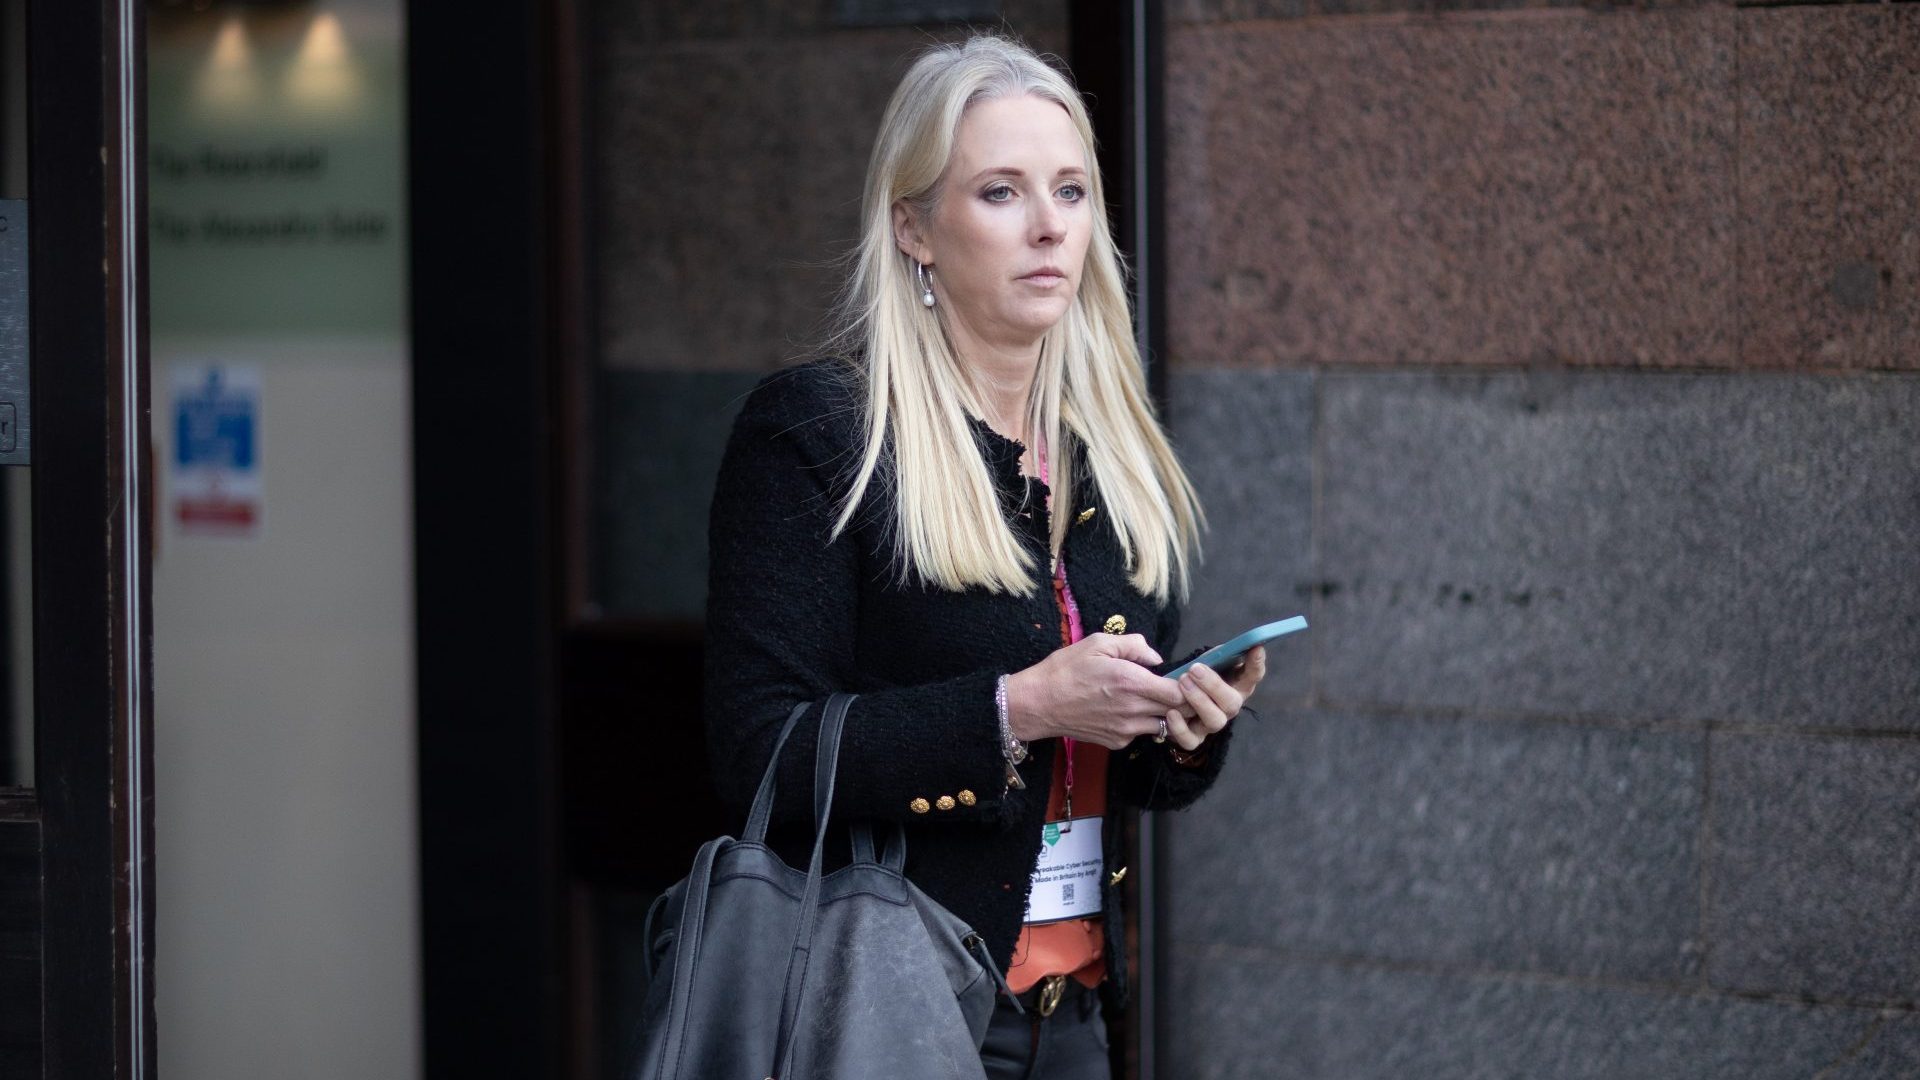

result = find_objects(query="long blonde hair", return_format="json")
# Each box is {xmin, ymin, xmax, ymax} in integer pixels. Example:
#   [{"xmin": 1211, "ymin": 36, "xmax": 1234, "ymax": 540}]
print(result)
[{"xmin": 821, "ymin": 33, "xmax": 1205, "ymax": 605}]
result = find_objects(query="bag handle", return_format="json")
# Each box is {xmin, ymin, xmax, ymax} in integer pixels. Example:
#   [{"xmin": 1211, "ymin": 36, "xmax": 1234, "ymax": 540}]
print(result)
[
  {"xmin": 769, "ymin": 691, "xmax": 855, "ymax": 1079},
  {"xmin": 848, "ymin": 821, "xmax": 908, "ymax": 872},
  {"xmin": 742, "ymin": 699, "xmax": 813, "ymax": 844}
]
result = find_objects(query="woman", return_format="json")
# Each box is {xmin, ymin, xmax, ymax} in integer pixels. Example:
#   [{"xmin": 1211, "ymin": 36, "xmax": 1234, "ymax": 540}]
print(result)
[{"xmin": 703, "ymin": 33, "xmax": 1267, "ymax": 1079}]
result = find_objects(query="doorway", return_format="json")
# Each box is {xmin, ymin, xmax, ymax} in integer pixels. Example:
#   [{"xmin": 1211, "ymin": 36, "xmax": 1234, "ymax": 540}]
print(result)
[{"xmin": 411, "ymin": 3, "xmax": 1166, "ymax": 1076}]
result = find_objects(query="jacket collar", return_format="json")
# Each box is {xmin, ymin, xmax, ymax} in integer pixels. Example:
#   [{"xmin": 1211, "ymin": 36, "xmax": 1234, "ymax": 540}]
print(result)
[
  {"xmin": 964, "ymin": 412, "xmax": 1028, "ymax": 488},
  {"xmin": 964, "ymin": 412, "xmax": 1101, "ymax": 519}
]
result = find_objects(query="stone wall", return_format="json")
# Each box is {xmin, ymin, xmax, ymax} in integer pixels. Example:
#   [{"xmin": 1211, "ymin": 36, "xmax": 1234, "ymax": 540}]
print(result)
[{"xmin": 1160, "ymin": 3, "xmax": 1920, "ymax": 1076}]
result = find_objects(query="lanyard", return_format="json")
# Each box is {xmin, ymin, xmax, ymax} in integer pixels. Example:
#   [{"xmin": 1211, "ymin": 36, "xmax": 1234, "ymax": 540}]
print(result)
[{"xmin": 1038, "ymin": 430, "xmax": 1077, "ymax": 826}]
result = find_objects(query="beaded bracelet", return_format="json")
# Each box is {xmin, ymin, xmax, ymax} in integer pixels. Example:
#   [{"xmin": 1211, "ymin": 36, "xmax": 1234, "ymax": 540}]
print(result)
[
  {"xmin": 996, "ymin": 674, "xmax": 1027, "ymax": 791},
  {"xmin": 995, "ymin": 674, "xmax": 1027, "ymax": 764}
]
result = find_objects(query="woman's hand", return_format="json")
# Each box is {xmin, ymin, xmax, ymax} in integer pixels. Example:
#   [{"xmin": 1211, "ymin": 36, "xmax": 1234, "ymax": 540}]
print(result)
[
  {"xmin": 1004, "ymin": 633, "xmax": 1189, "ymax": 751},
  {"xmin": 1161, "ymin": 645, "xmax": 1267, "ymax": 752}
]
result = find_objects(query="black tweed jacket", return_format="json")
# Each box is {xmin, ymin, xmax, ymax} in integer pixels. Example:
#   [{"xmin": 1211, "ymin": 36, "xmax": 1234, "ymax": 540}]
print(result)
[{"xmin": 702, "ymin": 356, "xmax": 1233, "ymax": 1011}]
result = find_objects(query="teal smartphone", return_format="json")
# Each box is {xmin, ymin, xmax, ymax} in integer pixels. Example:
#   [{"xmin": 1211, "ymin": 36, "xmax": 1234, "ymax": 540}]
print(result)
[{"xmin": 1163, "ymin": 616, "xmax": 1308, "ymax": 681}]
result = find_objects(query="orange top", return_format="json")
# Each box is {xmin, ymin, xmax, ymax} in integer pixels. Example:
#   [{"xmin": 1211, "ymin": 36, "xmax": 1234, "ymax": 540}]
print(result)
[
  {"xmin": 1005, "ymin": 737, "xmax": 1108, "ymax": 992},
  {"xmin": 1006, "ymin": 433, "xmax": 1107, "ymax": 993}
]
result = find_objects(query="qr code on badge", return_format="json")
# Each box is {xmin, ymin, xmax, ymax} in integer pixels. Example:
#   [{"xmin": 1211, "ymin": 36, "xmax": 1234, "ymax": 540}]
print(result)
[{"xmin": 1061, "ymin": 882, "xmax": 1075, "ymax": 904}]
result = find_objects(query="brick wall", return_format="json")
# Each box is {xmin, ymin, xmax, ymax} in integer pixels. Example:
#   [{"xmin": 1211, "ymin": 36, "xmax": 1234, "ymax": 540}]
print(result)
[{"xmin": 1160, "ymin": 3, "xmax": 1920, "ymax": 1076}]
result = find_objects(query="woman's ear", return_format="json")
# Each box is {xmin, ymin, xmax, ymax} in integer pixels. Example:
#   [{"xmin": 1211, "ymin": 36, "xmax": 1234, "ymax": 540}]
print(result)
[{"xmin": 892, "ymin": 200, "xmax": 929, "ymax": 263}]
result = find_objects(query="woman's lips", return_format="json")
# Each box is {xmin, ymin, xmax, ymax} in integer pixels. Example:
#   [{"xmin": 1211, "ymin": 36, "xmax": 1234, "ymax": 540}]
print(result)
[{"xmin": 1019, "ymin": 272, "xmax": 1066, "ymax": 286}]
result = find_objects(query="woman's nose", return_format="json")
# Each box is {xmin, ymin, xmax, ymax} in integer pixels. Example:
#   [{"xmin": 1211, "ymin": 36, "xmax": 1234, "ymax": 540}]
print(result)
[{"xmin": 1030, "ymin": 199, "xmax": 1066, "ymax": 245}]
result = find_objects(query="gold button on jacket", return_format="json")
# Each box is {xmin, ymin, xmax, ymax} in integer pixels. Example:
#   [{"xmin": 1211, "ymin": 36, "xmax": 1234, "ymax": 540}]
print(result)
[
  {"xmin": 1103, "ymin": 614, "xmax": 1127, "ymax": 635},
  {"xmin": 957, "ymin": 789, "xmax": 977, "ymax": 807},
  {"xmin": 909, "ymin": 798, "xmax": 930, "ymax": 814},
  {"xmin": 935, "ymin": 795, "xmax": 956, "ymax": 812}
]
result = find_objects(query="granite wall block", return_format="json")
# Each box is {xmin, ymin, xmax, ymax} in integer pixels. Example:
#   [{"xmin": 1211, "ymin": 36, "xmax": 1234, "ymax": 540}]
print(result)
[
  {"xmin": 594, "ymin": 369, "xmax": 764, "ymax": 618},
  {"xmin": 1315, "ymin": 371, "xmax": 1920, "ymax": 729},
  {"xmin": 590, "ymin": 9, "xmax": 1068, "ymax": 375},
  {"xmin": 1163, "ymin": 946, "xmax": 1877, "ymax": 1080},
  {"xmin": 1825, "ymin": 1014, "xmax": 1920, "ymax": 1080},
  {"xmin": 594, "ymin": 0, "xmax": 833, "ymax": 43},
  {"xmin": 1169, "ymin": 0, "xmax": 1309, "ymax": 21},
  {"xmin": 1163, "ymin": 708, "xmax": 1703, "ymax": 980},
  {"xmin": 1707, "ymin": 731, "xmax": 1920, "ymax": 1004},
  {"xmin": 1166, "ymin": 368, "xmax": 1315, "ymax": 702},
  {"xmin": 592, "ymin": 35, "xmax": 914, "ymax": 374},
  {"xmin": 1165, "ymin": 12, "xmax": 1738, "ymax": 368},
  {"xmin": 596, "ymin": 0, "xmax": 1066, "ymax": 44},
  {"xmin": 1170, "ymin": 0, "xmax": 1702, "ymax": 19},
  {"xmin": 1737, "ymin": 5, "xmax": 1920, "ymax": 371}
]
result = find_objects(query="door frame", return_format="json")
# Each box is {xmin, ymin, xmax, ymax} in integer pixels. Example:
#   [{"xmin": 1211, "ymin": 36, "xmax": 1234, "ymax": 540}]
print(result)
[
  {"xmin": 409, "ymin": 0, "xmax": 567, "ymax": 1074},
  {"xmin": 26, "ymin": 0, "xmax": 155, "ymax": 1076}
]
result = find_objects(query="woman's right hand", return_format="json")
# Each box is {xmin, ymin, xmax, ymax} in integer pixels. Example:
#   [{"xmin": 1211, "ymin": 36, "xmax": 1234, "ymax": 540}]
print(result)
[{"xmin": 1003, "ymin": 633, "xmax": 1190, "ymax": 750}]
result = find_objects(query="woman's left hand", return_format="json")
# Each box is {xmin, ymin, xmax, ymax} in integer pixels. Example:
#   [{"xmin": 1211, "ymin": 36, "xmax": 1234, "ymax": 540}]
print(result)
[{"xmin": 1161, "ymin": 645, "xmax": 1267, "ymax": 753}]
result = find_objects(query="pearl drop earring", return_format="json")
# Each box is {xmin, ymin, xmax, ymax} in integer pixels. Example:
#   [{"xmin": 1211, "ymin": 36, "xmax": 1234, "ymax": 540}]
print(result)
[{"xmin": 916, "ymin": 262, "xmax": 936, "ymax": 308}]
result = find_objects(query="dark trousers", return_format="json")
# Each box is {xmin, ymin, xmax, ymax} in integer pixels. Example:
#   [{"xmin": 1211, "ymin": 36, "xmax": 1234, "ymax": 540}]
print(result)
[{"xmin": 979, "ymin": 977, "xmax": 1112, "ymax": 1080}]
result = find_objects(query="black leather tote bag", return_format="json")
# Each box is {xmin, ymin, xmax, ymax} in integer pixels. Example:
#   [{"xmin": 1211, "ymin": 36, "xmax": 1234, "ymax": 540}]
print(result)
[{"xmin": 628, "ymin": 692, "xmax": 1016, "ymax": 1080}]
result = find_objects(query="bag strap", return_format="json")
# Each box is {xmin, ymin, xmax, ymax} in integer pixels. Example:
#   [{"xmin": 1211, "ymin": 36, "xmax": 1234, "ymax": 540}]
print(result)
[
  {"xmin": 742, "ymin": 699, "xmax": 813, "ymax": 843},
  {"xmin": 654, "ymin": 836, "xmax": 723, "ymax": 1080},
  {"xmin": 769, "ymin": 691, "xmax": 855, "ymax": 1079}
]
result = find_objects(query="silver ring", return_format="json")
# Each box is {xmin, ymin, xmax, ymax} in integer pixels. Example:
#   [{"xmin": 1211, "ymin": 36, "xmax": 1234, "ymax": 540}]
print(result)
[{"xmin": 1154, "ymin": 718, "xmax": 1169, "ymax": 743}]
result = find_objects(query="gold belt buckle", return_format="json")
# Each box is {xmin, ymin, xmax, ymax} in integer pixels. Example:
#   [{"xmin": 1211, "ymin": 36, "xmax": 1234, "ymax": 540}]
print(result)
[{"xmin": 1036, "ymin": 974, "xmax": 1067, "ymax": 1018}]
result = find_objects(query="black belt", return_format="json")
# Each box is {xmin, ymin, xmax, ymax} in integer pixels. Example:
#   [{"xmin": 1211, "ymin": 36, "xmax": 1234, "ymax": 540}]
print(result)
[{"xmin": 1013, "ymin": 973, "xmax": 1095, "ymax": 1019}]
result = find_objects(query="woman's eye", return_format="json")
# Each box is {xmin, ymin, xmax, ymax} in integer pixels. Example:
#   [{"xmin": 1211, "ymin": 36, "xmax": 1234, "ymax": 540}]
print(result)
[
  {"xmin": 1057, "ymin": 183, "xmax": 1086, "ymax": 202},
  {"xmin": 984, "ymin": 185, "xmax": 1015, "ymax": 203}
]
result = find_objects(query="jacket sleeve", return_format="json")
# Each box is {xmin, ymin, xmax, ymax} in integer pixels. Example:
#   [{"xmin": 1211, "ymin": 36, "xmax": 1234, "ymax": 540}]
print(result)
[
  {"xmin": 702, "ymin": 369, "xmax": 1031, "ymax": 832},
  {"xmin": 1108, "ymin": 593, "xmax": 1235, "ymax": 812}
]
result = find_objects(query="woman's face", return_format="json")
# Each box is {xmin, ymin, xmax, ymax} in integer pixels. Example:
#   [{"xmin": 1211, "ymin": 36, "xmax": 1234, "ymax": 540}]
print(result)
[{"xmin": 896, "ymin": 94, "xmax": 1094, "ymax": 353}]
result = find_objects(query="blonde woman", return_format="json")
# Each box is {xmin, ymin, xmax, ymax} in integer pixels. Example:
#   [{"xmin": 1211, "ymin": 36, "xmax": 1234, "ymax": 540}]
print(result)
[{"xmin": 703, "ymin": 33, "xmax": 1266, "ymax": 1079}]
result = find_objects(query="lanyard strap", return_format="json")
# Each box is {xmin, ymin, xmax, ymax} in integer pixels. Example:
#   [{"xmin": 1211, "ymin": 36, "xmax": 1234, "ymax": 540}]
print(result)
[{"xmin": 1037, "ymin": 430, "xmax": 1076, "ymax": 814}]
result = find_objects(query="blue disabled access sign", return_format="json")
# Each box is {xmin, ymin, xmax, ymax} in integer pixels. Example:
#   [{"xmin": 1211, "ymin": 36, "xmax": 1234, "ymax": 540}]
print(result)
[{"xmin": 171, "ymin": 363, "xmax": 263, "ymax": 538}]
